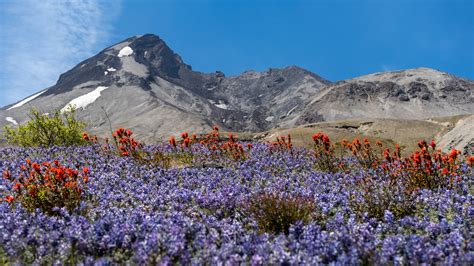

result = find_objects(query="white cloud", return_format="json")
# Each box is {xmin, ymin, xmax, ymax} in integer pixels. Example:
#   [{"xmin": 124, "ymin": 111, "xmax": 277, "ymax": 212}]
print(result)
[{"xmin": 0, "ymin": 0, "xmax": 121, "ymax": 107}]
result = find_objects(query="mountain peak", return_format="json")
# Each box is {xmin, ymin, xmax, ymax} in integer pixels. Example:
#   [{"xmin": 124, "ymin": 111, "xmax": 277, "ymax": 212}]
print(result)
[{"xmin": 129, "ymin": 34, "xmax": 192, "ymax": 78}]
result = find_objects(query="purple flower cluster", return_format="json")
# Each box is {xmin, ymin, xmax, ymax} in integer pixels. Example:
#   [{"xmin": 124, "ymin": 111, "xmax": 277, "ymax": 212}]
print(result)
[{"xmin": 0, "ymin": 144, "xmax": 472, "ymax": 264}]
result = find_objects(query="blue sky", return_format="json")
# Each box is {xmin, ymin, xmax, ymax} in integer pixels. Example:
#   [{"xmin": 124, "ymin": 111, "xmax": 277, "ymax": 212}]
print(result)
[{"xmin": 0, "ymin": 0, "xmax": 473, "ymax": 107}]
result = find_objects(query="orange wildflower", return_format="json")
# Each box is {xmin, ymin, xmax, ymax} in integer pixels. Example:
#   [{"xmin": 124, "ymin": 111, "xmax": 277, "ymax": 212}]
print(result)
[{"xmin": 4, "ymin": 195, "xmax": 14, "ymax": 203}]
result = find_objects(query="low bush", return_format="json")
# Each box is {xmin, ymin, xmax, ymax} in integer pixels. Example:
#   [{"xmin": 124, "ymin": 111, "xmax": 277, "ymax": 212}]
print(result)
[
  {"xmin": 350, "ymin": 176, "xmax": 418, "ymax": 220},
  {"xmin": 3, "ymin": 107, "xmax": 87, "ymax": 147},
  {"xmin": 3, "ymin": 160, "xmax": 89, "ymax": 215},
  {"xmin": 245, "ymin": 193, "xmax": 316, "ymax": 234}
]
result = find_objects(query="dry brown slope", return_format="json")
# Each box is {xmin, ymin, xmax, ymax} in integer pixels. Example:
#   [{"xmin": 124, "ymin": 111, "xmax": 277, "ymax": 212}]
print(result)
[{"xmin": 244, "ymin": 115, "xmax": 469, "ymax": 155}]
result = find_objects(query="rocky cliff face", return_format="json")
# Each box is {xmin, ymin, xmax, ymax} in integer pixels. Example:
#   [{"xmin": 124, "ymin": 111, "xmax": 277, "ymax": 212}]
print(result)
[{"xmin": 0, "ymin": 34, "xmax": 472, "ymax": 144}]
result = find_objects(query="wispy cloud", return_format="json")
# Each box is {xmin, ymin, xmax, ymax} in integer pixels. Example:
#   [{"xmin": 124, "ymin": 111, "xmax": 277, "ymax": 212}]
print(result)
[
  {"xmin": 380, "ymin": 64, "xmax": 398, "ymax": 72},
  {"xmin": 0, "ymin": 0, "xmax": 121, "ymax": 107}
]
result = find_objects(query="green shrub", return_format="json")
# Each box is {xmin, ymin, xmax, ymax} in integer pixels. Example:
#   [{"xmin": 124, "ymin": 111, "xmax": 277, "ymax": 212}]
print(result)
[
  {"xmin": 0, "ymin": 247, "xmax": 9, "ymax": 265},
  {"xmin": 245, "ymin": 193, "xmax": 316, "ymax": 234},
  {"xmin": 3, "ymin": 107, "xmax": 87, "ymax": 147}
]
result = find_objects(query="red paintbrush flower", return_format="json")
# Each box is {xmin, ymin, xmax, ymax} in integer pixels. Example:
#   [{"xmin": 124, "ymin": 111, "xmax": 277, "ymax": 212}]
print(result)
[
  {"xmin": 4, "ymin": 195, "xmax": 14, "ymax": 203},
  {"xmin": 430, "ymin": 140, "xmax": 436, "ymax": 149},
  {"xmin": 82, "ymin": 132, "xmax": 90, "ymax": 141},
  {"xmin": 2, "ymin": 170, "xmax": 10, "ymax": 180},
  {"xmin": 312, "ymin": 132, "xmax": 322, "ymax": 142},
  {"xmin": 449, "ymin": 149, "xmax": 459, "ymax": 160},
  {"xmin": 32, "ymin": 162, "xmax": 41, "ymax": 173},
  {"xmin": 169, "ymin": 136, "xmax": 176, "ymax": 148},
  {"xmin": 322, "ymin": 135, "xmax": 330, "ymax": 144},
  {"xmin": 82, "ymin": 167, "xmax": 89, "ymax": 175},
  {"xmin": 467, "ymin": 156, "xmax": 474, "ymax": 167},
  {"xmin": 183, "ymin": 137, "xmax": 191, "ymax": 148}
]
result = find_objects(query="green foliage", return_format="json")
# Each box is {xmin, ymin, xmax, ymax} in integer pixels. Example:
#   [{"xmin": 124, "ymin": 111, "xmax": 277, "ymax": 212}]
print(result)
[
  {"xmin": 245, "ymin": 193, "xmax": 316, "ymax": 234},
  {"xmin": 3, "ymin": 107, "xmax": 87, "ymax": 147},
  {"xmin": 0, "ymin": 246, "xmax": 10, "ymax": 265}
]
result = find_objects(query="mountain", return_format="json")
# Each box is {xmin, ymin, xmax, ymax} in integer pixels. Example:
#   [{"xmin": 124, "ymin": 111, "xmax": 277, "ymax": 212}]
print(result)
[
  {"xmin": 0, "ymin": 34, "xmax": 329, "ymax": 140},
  {"xmin": 0, "ymin": 34, "xmax": 473, "ymax": 146},
  {"xmin": 296, "ymin": 68, "xmax": 473, "ymax": 124}
]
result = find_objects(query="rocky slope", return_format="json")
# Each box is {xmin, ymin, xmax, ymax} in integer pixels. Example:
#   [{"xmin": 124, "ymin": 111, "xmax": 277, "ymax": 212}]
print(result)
[
  {"xmin": 296, "ymin": 68, "xmax": 473, "ymax": 124},
  {"xmin": 436, "ymin": 115, "xmax": 474, "ymax": 155}
]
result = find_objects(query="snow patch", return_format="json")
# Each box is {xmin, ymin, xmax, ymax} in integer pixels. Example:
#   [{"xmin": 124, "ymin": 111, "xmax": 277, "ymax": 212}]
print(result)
[
  {"xmin": 265, "ymin": 116, "xmax": 274, "ymax": 122},
  {"xmin": 107, "ymin": 67, "xmax": 117, "ymax": 72},
  {"xmin": 61, "ymin": 86, "xmax": 109, "ymax": 112},
  {"xmin": 215, "ymin": 102, "xmax": 229, "ymax": 110},
  {"xmin": 104, "ymin": 71, "xmax": 108, "ymax": 75},
  {"xmin": 118, "ymin": 46, "xmax": 133, "ymax": 57},
  {"xmin": 5, "ymin": 117, "xmax": 18, "ymax": 125},
  {"xmin": 286, "ymin": 106, "xmax": 298, "ymax": 116},
  {"xmin": 8, "ymin": 90, "xmax": 47, "ymax": 110}
]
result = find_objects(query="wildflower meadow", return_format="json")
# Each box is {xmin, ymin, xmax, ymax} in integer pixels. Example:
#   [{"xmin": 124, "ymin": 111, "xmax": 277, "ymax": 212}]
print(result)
[{"xmin": 0, "ymin": 117, "xmax": 473, "ymax": 264}]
